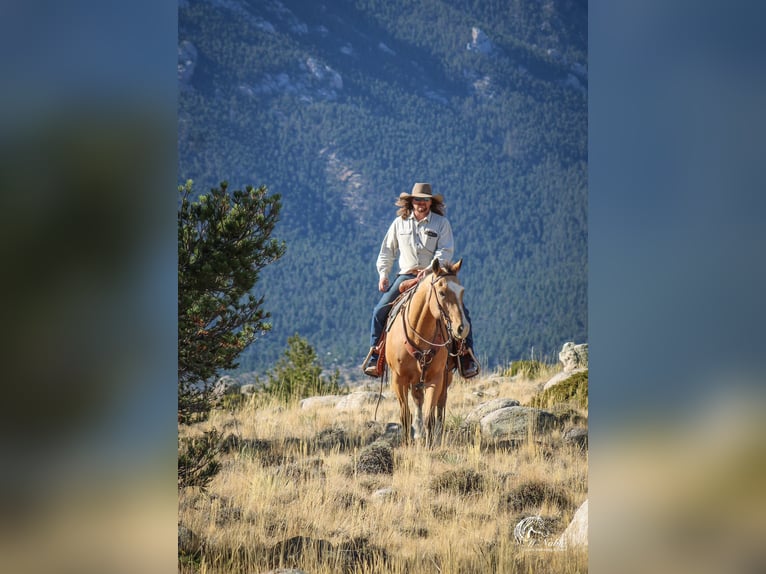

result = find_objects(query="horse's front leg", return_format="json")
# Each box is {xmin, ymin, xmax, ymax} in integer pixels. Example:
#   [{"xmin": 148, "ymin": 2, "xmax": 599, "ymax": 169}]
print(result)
[
  {"xmin": 431, "ymin": 369, "xmax": 451, "ymax": 447},
  {"xmin": 390, "ymin": 372, "xmax": 412, "ymax": 445},
  {"xmin": 422, "ymin": 379, "xmax": 443, "ymax": 448},
  {"xmin": 410, "ymin": 384, "xmax": 425, "ymax": 442},
  {"xmin": 401, "ymin": 403, "xmax": 413, "ymax": 445}
]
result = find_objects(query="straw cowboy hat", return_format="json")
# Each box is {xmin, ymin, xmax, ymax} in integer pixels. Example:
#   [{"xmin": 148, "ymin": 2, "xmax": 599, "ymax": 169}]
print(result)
[{"xmin": 399, "ymin": 182, "xmax": 443, "ymax": 202}]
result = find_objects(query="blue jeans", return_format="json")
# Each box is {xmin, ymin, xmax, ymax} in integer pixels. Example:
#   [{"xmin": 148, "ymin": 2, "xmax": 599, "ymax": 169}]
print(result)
[{"xmin": 369, "ymin": 274, "xmax": 475, "ymax": 351}]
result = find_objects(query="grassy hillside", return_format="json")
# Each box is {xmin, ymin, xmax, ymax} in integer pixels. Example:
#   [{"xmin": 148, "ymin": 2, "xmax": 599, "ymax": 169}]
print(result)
[
  {"xmin": 178, "ymin": 367, "xmax": 588, "ymax": 572},
  {"xmin": 178, "ymin": 0, "xmax": 587, "ymax": 374}
]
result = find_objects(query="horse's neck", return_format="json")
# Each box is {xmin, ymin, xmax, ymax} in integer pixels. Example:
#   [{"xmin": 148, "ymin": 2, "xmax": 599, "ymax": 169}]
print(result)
[{"xmin": 407, "ymin": 285, "xmax": 439, "ymax": 341}]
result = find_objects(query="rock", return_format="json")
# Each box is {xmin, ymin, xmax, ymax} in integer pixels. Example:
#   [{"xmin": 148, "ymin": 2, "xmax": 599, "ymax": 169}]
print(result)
[
  {"xmin": 300, "ymin": 395, "xmax": 342, "ymax": 409},
  {"xmin": 466, "ymin": 27, "xmax": 493, "ymax": 54},
  {"xmin": 380, "ymin": 422, "xmax": 402, "ymax": 445},
  {"xmin": 555, "ymin": 499, "xmax": 588, "ymax": 548},
  {"xmin": 371, "ymin": 487, "xmax": 397, "ymax": 501},
  {"xmin": 240, "ymin": 384, "xmax": 256, "ymax": 395},
  {"xmin": 543, "ymin": 369, "xmax": 587, "ymax": 391},
  {"xmin": 513, "ymin": 515, "xmax": 556, "ymax": 546},
  {"xmin": 305, "ymin": 57, "xmax": 343, "ymax": 89},
  {"xmin": 336, "ymin": 391, "xmax": 384, "ymax": 411},
  {"xmin": 471, "ymin": 387, "xmax": 499, "ymax": 398},
  {"xmin": 479, "ymin": 406, "xmax": 558, "ymax": 440},
  {"xmin": 562, "ymin": 427, "xmax": 588, "ymax": 450},
  {"xmin": 559, "ymin": 342, "xmax": 588, "ymax": 371},
  {"xmin": 464, "ymin": 398, "xmax": 520, "ymax": 426}
]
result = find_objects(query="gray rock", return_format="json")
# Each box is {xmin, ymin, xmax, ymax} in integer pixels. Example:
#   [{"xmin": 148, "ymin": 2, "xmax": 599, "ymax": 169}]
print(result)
[
  {"xmin": 371, "ymin": 487, "xmax": 397, "ymax": 501},
  {"xmin": 562, "ymin": 427, "xmax": 588, "ymax": 450},
  {"xmin": 336, "ymin": 391, "xmax": 384, "ymax": 411},
  {"xmin": 543, "ymin": 368, "xmax": 587, "ymax": 391},
  {"xmin": 300, "ymin": 395, "xmax": 342, "ymax": 409},
  {"xmin": 464, "ymin": 398, "xmax": 520, "ymax": 426},
  {"xmin": 380, "ymin": 422, "xmax": 402, "ymax": 445},
  {"xmin": 554, "ymin": 499, "xmax": 588, "ymax": 548},
  {"xmin": 513, "ymin": 515, "xmax": 556, "ymax": 546},
  {"xmin": 479, "ymin": 406, "xmax": 558, "ymax": 440},
  {"xmin": 559, "ymin": 342, "xmax": 588, "ymax": 371}
]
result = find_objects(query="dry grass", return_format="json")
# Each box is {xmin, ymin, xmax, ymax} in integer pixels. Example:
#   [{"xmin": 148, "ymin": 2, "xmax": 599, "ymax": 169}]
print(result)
[{"xmin": 179, "ymin": 368, "xmax": 588, "ymax": 573}]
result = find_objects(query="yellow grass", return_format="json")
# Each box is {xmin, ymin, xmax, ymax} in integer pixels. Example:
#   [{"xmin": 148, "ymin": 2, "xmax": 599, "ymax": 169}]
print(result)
[{"xmin": 179, "ymin": 368, "xmax": 588, "ymax": 573}]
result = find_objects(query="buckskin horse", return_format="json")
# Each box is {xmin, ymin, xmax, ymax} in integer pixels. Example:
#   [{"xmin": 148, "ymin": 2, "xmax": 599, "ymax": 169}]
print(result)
[{"xmin": 385, "ymin": 258, "xmax": 469, "ymax": 446}]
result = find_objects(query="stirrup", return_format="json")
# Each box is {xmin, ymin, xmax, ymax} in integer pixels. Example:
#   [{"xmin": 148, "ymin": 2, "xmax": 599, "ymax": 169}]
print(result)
[
  {"xmin": 458, "ymin": 347, "xmax": 481, "ymax": 379},
  {"xmin": 362, "ymin": 347, "xmax": 381, "ymax": 377}
]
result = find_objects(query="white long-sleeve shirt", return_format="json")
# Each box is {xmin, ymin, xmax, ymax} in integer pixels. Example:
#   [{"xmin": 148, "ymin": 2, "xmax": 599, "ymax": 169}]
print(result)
[{"xmin": 376, "ymin": 211, "xmax": 454, "ymax": 280}]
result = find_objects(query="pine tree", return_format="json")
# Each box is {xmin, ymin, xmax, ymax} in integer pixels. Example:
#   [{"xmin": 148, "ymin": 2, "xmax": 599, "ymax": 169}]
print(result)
[
  {"xmin": 264, "ymin": 334, "xmax": 342, "ymax": 402},
  {"xmin": 178, "ymin": 180, "xmax": 286, "ymax": 422}
]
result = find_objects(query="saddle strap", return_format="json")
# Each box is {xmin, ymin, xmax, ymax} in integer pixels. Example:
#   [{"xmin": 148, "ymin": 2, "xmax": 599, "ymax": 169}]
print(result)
[{"xmin": 375, "ymin": 332, "xmax": 387, "ymax": 375}]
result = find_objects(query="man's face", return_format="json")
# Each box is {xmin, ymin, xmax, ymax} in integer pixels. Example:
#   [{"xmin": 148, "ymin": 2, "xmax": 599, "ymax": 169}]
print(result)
[{"xmin": 413, "ymin": 197, "xmax": 431, "ymax": 218}]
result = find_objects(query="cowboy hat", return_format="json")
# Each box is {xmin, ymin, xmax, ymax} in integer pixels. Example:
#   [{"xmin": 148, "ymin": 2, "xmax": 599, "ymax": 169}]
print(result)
[{"xmin": 399, "ymin": 182, "xmax": 443, "ymax": 202}]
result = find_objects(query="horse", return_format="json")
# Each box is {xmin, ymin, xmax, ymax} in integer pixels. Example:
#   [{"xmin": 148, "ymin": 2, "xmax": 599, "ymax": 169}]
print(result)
[{"xmin": 385, "ymin": 258, "xmax": 469, "ymax": 446}]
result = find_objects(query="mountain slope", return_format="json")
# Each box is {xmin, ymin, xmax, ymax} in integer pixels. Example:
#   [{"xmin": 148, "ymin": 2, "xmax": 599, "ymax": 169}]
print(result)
[{"xmin": 178, "ymin": 0, "xmax": 588, "ymax": 373}]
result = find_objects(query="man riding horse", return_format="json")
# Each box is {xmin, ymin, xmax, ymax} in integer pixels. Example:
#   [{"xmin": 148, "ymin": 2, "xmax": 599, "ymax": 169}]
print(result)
[{"xmin": 363, "ymin": 182, "xmax": 479, "ymax": 379}]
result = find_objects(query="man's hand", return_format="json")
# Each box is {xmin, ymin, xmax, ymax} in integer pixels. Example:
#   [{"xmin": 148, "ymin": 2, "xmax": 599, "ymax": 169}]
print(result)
[{"xmin": 378, "ymin": 277, "xmax": 390, "ymax": 292}]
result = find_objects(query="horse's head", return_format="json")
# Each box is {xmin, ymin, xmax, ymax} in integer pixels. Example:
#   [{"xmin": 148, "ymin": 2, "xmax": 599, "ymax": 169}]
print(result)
[{"xmin": 427, "ymin": 258, "xmax": 470, "ymax": 341}]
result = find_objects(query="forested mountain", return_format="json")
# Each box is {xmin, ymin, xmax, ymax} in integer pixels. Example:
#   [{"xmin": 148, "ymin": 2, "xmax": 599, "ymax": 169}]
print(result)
[{"xmin": 178, "ymin": 0, "xmax": 587, "ymax": 375}]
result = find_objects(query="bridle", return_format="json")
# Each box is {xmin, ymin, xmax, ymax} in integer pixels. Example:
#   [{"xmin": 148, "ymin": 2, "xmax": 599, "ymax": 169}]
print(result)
[{"xmin": 401, "ymin": 271, "xmax": 465, "ymax": 388}]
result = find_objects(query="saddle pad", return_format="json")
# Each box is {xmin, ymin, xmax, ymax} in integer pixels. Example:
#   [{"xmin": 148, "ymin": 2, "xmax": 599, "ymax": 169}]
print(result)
[{"xmin": 385, "ymin": 288, "xmax": 416, "ymax": 333}]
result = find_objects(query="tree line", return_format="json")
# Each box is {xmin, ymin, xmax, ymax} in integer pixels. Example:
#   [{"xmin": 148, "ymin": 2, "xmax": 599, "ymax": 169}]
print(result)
[{"xmin": 178, "ymin": 0, "xmax": 587, "ymax": 373}]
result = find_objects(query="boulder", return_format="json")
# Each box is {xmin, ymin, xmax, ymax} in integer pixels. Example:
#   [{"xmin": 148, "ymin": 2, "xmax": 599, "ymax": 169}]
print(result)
[
  {"xmin": 299, "ymin": 395, "xmax": 342, "ymax": 409},
  {"xmin": 562, "ymin": 427, "xmax": 588, "ymax": 450},
  {"xmin": 543, "ymin": 369, "xmax": 587, "ymax": 391},
  {"xmin": 555, "ymin": 499, "xmax": 588, "ymax": 548},
  {"xmin": 558, "ymin": 342, "xmax": 588, "ymax": 371},
  {"xmin": 464, "ymin": 398, "xmax": 520, "ymax": 426},
  {"xmin": 479, "ymin": 406, "xmax": 558, "ymax": 440},
  {"xmin": 336, "ymin": 391, "xmax": 384, "ymax": 411}
]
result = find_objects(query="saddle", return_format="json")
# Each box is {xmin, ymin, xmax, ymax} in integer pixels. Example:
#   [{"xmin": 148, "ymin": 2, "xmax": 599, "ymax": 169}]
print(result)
[{"xmin": 366, "ymin": 279, "xmax": 422, "ymax": 376}]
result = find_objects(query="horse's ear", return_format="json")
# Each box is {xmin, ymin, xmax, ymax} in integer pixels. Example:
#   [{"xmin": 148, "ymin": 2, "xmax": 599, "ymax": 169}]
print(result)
[
  {"xmin": 432, "ymin": 258, "xmax": 441, "ymax": 274},
  {"xmin": 452, "ymin": 259, "xmax": 463, "ymax": 273}
]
